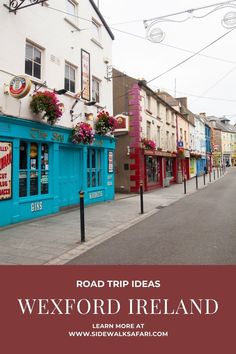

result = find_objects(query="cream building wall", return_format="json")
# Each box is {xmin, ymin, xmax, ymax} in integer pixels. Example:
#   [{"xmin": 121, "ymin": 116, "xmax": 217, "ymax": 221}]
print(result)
[{"xmin": 140, "ymin": 90, "xmax": 177, "ymax": 152}]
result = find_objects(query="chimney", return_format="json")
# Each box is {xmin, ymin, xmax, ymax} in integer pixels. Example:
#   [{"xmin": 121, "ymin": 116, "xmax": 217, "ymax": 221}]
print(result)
[{"xmin": 177, "ymin": 97, "xmax": 187, "ymax": 108}]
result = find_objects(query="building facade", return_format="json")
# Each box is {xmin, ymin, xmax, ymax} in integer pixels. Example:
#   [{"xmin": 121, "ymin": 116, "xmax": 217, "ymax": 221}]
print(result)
[
  {"xmin": 194, "ymin": 115, "xmax": 207, "ymax": 175},
  {"xmin": 113, "ymin": 70, "xmax": 179, "ymax": 193},
  {"xmin": 0, "ymin": 0, "xmax": 115, "ymax": 227}
]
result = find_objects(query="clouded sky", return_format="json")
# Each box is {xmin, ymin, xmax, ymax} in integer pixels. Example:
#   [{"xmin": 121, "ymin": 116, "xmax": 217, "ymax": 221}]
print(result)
[{"xmin": 99, "ymin": 0, "xmax": 236, "ymax": 123}]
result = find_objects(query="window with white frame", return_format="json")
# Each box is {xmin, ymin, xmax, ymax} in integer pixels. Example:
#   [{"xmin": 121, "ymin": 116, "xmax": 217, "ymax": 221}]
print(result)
[
  {"xmin": 171, "ymin": 112, "xmax": 175, "ymax": 126},
  {"xmin": 156, "ymin": 102, "xmax": 160, "ymax": 118},
  {"xmin": 66, "ymin": 0, "xmax": 77, "ymax": 16},
  {"xmin": 92, "ymin": 19, "xmax": 102, "ymax": 43},
  {"xmin": 64, "ymin": 62, "xmax": 76, "ymax": 93},
  {"xmin": 146, "ymin": 95, "xmax": 151, "ymax": 112},
  {"xmin": 92, "ymin": 77, "xmax": 101, "ymax": 103},
  {"xmin": 146, "ymin": 121, "xmax": 151, "ymax": 139},
  {"xmin": 25, "ymin": 42, "xmax": 42, "ymax": 79},
  {"xmin": 166, "ymin": 131, "xmax": 170, "ymax": 150},
  {"xmin": 166, "ymin": 109, "xmax": 171, "ymax": 124},
  {"xmin": 156, "ymin": 126, "xmax": 161, "ymax": 147},
  {"xmin": 172, "ymin": 133, "xmax": 175, "ymax": 151}
]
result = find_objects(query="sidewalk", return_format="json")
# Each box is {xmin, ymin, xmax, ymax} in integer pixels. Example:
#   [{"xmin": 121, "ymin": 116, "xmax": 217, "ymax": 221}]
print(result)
[{"xmin": 0, "ymin": 170, "xmax": 226, "ymax": 265}]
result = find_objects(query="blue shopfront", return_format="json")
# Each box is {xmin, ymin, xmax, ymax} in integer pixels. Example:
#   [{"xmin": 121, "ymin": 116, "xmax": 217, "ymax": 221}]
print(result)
[
  {"xmin": 0, "ymin": 115, "xmax": 115, "ymax": 228},
  {"xmin": 196, "ymin": 156, "xmax": 207, "ymax": 176}
]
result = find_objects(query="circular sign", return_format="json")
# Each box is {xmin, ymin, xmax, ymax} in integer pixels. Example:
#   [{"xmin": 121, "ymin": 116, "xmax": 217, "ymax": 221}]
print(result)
[{"xmin": 9, "ymin": 76, "xmax": 31, "ymax": 99}]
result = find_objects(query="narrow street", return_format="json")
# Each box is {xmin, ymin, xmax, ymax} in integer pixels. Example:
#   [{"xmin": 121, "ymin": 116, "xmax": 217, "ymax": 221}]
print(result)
[{"xmin": 68, "ymin": 168, "xmax": 236, "ymax": 265}]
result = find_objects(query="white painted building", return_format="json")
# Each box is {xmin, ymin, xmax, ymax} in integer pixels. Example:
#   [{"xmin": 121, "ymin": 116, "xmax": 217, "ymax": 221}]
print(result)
[
  {"xmin": 0, "ymin": 0, "xmax": 114, "ymax": 126},
  {"xmin": 0, "ymin": 0, "xmax": 116, "ymax": 227}
]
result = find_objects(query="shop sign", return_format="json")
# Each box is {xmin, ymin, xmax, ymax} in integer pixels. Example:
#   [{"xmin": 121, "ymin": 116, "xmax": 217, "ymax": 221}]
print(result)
[
  {"xmin": 30, "ymin": 129, "xmax": 65, "ymax": 142},
  {"xmin": 0, "ymin": 142, "xmax": 12, "ymax": 201},
  {"xmin": 114, "ymin": 114, "xmax": 129, "ymax": 132},
  {"xmin": 108, "ymin": 151, "xmax": 113, "ymax": 173},
  {"xmin": 31, "ymin": 202, "xmax": 43, "ymax": 213},
  {"xmin": 177, "ymin": 141, "xmax": 184, "ymax": 148},
  {"xmin": 184, "ymin": 150, "xmax": 190, "ymax": 158},
  {"xmin": 89, "ymin": 191, "xmax": 103, "ymax": 199},
  {"xmin": 9, "ymin": 76, "xmax": 31, "ymax": 99}
]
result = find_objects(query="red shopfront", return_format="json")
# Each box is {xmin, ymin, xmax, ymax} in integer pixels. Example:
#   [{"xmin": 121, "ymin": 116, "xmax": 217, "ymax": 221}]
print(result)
[{"xmin": 144, "ymin": 150, "xmax": 177, "ymax": 190}]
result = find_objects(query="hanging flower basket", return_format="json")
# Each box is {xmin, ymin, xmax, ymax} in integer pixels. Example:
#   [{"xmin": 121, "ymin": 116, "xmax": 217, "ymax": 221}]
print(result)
[
  {"xmin": 30, "ymin": 91, "xmax": 63, "ymax": 125},
  {"xmin": 141, "ymin": 138, "xmax": 156, "ymax": 151},
  {"xmin": 94, "ymin": 110, "xmax": 117, "ymax": 136},
  {"xmin": 178, "ymin": 148, "xmax": 185, "ymax": 158},
  {"xmin": 72, "ymin": 122, "xmax": 95, "ymax": 145}
]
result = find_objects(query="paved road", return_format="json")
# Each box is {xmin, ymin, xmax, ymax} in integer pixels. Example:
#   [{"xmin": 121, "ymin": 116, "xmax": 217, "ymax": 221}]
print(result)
[{"xmin": 68, "ymin": 168, "xmax": 236, "ymax": 265}]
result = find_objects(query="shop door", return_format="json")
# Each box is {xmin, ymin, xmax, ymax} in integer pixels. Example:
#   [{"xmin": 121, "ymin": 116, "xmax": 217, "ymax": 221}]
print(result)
[{"xmin": 58, "ymin": 147, "xmax": 82, "ymax": 208}]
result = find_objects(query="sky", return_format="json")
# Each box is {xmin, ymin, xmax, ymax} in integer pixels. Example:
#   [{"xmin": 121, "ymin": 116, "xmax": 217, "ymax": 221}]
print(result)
[{"xmin": 98, "ymin": 0, "xmax": 236, "ymax": 124}]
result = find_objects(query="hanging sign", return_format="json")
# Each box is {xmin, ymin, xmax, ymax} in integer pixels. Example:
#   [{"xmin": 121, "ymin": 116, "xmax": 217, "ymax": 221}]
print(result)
[
  {"xmin": 81, "ymin": 50, "xmax": 90, "ymax": 101},
  {"xmin": 0, "ymin": 142, "xmax": 12, "ymax": 201},
  {"xmin": 9, "ymin": 76, "xmax": 31, "ymax": 99},
  {"xmin": 114, "ymin": 114, "xmax": 129, "ymax": 132}
]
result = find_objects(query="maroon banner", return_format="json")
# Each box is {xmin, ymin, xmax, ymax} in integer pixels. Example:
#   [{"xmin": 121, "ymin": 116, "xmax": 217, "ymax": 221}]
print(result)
[{"xmin": 0, "ymin": 266, "xmax": 235, "ymax": 353}]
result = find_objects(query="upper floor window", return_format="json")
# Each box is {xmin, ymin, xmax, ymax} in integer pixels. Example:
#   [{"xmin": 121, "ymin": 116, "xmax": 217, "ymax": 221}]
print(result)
[
  {"xmin": 146, "ymin": 121, "xmax": 151, "ymax": 140},
  {"xmin": 146, "ymin": 95, "xmax": 151, "ymax": 112},
  {"xmin": 65, "ymin": 62, "xmax": 76, "ymax": 93},
  {"xmin": 66, "ymin": 0, "xmax": 77, "ymax": 16},
  {"xmin": 92, "ymin": 77, "xmax": 101, "ymax": 103},
  {"xmin": 171, "ymin": 113, "xmax": 175, "ymax": 126},
  {"xmin": 156, "ymin": 102, "xmax": 160, "ymax": 118},
  {"xmin": 166, "ymin": 109, "xmax": 171, "ymax": 124},
  {"xmin": 25, "ymin": 42, "xmax": 42, "ymax": 79},
  {"xmin": 92, "ymin": 19, "xmax": 102, "ymax": 43},
  {"xmin": 156, "ymin": 126, "xmax": 161, "ymax": 147}
]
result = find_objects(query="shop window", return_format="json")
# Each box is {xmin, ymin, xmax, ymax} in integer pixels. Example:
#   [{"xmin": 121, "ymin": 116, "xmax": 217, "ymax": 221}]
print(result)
[
  {"xmin": 166, "ymin": 158, "xmax": 174, "ymax": 178},
  {"xmin": 19, "ymin": 141, "xmax": 49, "ymax": 198},
  {"xmin": 87, "ymin": 148, "xmax": 102, "ymax": 188},
  {"xmin": 25, "ymin": 42, "xmax": 42, "ymax": 79},
  {"xmin": 146, "ymin": 156, "xmax": 160, "ymax": 185},
  {"xmin": 65, "ymin": 62, "xmax": 76, "ymax": 93}
]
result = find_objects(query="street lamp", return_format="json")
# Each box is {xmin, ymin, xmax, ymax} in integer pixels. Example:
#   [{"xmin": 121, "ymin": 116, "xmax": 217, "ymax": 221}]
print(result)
[
  {"xmin": 222, "ymin": 11, "xmax": 236, "ymax": 28},
  {"xmin": 144, "ymin": 1, "xmax": 236, "ymax": 43}
]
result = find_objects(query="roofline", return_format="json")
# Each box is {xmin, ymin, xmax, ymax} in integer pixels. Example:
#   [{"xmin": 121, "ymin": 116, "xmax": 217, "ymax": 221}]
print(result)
[
  {"xmin": 138, "ymin": 81, "xmax": 195, "ymax": 124},
  {"xmin": 89, "ymin": 0, "xmax": 115, "ymax": 40}
]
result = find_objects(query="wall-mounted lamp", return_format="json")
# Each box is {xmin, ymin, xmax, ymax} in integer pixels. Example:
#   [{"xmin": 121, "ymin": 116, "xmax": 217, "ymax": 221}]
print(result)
[
  {"xmin": 54, "ymin": 89, "xmax": 68, "ymax": 95},
  {"xmin": 85, "ymin": 113, "xmax": 94, "ymax": 121}
]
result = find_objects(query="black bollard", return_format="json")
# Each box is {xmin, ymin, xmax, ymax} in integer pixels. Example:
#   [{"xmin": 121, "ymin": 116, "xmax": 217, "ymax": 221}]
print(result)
[
  {"xmin": 79, "ymin": 191, "xmax": 85, "ymax": 242},
  {"xmin": 184, "ymin": 177, "xmax": 187, "ymax": 194},
  {"xmin": 196, "ymin": 174, "xmax": 198, "ymax": 190},
  {"xmin": 209, "ymin": 171, "xmax": 212, "ymax": 182},
  {"xmin": 140, "ymin": 183, "xmax": 144, "ymax": 214},
  {"xmin": 214, "ymin": 170, "xmax": 216, "ymax": 180},
  {"xmin": 203, "ymin": 173, "xmax": 206, "ymax": 185},
  {"xmin": 217, "ymin": 168, "xmax": 219, "ymax": 179}
]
